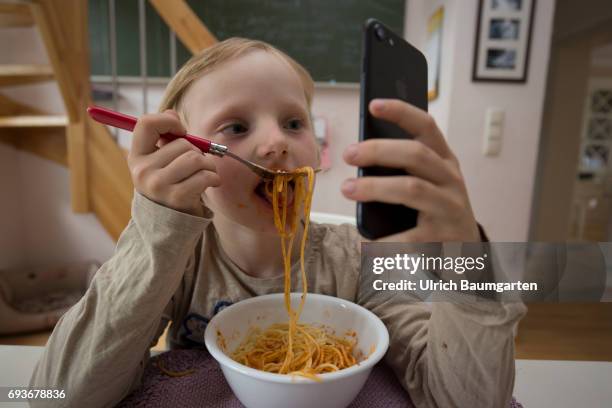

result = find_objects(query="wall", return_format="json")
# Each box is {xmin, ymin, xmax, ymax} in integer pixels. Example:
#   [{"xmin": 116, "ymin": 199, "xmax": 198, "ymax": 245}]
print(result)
[
  {"xmin": 309, "ymin": 86, "xmax": 361, "ymax": 215},
  {"xmin": 20, "ymin": 150, "xmax": 116, "ymax": 266},
  {"xmin": 553, "ymin": 0, "xmax": 612, "ymax": 42},
  {"xmin": 404, "ymin": 0, "xmax": 456, "ymax": 135},
  {"xmin": 529, "ymin": 0, "xmax": 612, "ymax": 240},
  {"xmin": 450, "ymin": 0, "xmax": 555, "ymax": 241},
  {"xmin": 0, "ymin": 143, "xmax": 26, "ymax": 268},
  {"xmin": 530, "ymin": 34, "xmax": 592, "ymax": 240},
  {"xmin": 592, "ymin": 43, "xmax": 612, "ymax": 69},
  {"xmin": 0, "ymin": 145, "xmax": 116, "ymax": 269},
  {"xmin": 406, "ymin": 0, "xmax": 556, "ymax": 240}
]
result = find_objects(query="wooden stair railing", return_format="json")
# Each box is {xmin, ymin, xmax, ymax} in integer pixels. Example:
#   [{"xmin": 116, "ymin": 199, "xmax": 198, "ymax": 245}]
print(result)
[
  {"xmin": 30, "ymin": 0, "xmax": 90, "ymax": 213},
  {"xmin": 148, "ymin": 0, "xmax": 217, "ymax": 54},
  {"xmin": 31, "ymin": 0, "xmax": 133, "ymax": 239}
]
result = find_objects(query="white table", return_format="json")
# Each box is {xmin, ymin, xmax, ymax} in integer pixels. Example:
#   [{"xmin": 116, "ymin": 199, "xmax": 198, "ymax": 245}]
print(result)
[
  {"xmin": 514, "ymin": 359, "xmax": 612, "ymax": 407},
  {"xmin": 0, "ymin": 346, "xmax": 44, "ymax": 407},
  {"xmin": 1, "ymin": 345, "xmax": 611, "ymax": 407}
]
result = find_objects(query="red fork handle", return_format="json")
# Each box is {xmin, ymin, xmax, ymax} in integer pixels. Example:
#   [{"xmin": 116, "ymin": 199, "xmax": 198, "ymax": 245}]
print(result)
[{"xmin": 87, "ymin": 105, "xmax": 213, "ymax": 153}]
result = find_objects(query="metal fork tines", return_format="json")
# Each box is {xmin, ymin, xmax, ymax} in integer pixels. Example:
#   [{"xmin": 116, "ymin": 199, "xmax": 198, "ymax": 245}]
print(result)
[{"xmin": 209, "ymin": 142, "xmax": 321, "ymax": 180}]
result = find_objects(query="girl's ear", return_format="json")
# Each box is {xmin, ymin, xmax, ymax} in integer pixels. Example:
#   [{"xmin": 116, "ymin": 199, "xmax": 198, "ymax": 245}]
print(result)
[{"xmin": 178, "ymin": 108, "xmax": 189, "ymax": 130}]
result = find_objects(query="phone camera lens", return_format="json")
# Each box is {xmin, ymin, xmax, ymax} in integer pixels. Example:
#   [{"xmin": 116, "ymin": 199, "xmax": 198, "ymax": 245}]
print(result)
[{"xmin": 375, "ymin": 25, "xmax": 387, "ymax": 41}]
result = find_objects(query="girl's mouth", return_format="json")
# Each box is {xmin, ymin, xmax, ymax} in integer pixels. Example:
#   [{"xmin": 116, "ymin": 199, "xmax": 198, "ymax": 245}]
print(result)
[{"xmin": 254, "ymin": 179, "xmax": 295, "ymax": 209}]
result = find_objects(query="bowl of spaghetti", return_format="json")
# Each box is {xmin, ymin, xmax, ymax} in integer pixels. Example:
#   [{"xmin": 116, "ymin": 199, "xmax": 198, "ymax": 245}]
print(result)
[
  {"xmin": 204, "ymin": 292, "xmax": 389, "ymax": 408},
  {"xmin": 205, "ymin": 166, "xmax": 388, "ymax": 407}
]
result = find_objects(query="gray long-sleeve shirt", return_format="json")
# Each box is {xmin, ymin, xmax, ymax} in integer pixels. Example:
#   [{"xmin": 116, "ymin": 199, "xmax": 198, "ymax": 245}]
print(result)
[{"xmin": 30, "ymin": 191, "xmax": 526, "ymax": 407}]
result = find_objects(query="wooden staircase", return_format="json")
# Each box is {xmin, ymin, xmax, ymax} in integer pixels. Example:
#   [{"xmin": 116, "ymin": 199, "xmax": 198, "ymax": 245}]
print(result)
[
  {"xmin": 0, "ymin": 1, "xmax": 32, "ymax": 27},
  {"xmin": 0, "ymin": 0, "xmax": 133, "ymax": 239},
  {"xmin": 0, "ymin": 0, "xmax": 215, "ymax": 240},
  {"xmin": 0, "ymin": 64, "xmax": 53, "ymax": 86}
]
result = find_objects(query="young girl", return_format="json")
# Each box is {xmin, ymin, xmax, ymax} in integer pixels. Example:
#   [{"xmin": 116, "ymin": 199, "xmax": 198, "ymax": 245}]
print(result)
[{"xmin": 31, "ymin": 38, "xmax": 524, "ymax": 407}]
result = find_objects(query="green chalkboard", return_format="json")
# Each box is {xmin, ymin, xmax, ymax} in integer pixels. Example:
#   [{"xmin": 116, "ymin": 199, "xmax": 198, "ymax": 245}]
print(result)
[{"xmin": 89, "ymin": 0, "xmax": 405, "ymax": 83}]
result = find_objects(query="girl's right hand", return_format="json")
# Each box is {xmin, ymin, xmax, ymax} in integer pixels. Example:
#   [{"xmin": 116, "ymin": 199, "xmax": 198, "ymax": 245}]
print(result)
[{"xmin": 127, "ymin": 110, "xmax": 221, "ymax": 217}]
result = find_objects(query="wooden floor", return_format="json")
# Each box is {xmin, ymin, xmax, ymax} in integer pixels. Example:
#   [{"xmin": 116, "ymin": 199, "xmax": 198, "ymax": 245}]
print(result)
[{"xmin": 2, "ymin": 304, "xmax": 611, "ymax": 361}]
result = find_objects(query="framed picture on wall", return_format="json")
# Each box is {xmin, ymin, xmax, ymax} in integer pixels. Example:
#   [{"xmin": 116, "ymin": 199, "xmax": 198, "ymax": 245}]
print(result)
[
  {"xmin": 425, "ymin": 7, "xmax": 444, "ymax": 101},
  {"xmin": 472, "ymin": 0, "xmax": 536, "ymax": 82}
]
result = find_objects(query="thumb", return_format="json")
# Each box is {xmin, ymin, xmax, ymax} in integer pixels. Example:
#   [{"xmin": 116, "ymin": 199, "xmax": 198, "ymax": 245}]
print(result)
[{"xmin": 376, "ymin": 227, "xmax": 426, "ymax": 243}]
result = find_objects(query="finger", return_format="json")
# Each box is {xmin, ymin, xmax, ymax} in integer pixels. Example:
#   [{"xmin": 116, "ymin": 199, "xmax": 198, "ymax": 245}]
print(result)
[
  {"xmin": 156, "ymin": 138, "xmax": 170, "ymax": 148},
  {"xmin": 341, "ymin": 176, "xmax": 452, "ymax": 216},
  {"xmin": 131, "ymin": 110, "xmax": 186, "ymax": 157},
  {"xmin": 171, "ymin": 168, "xmax": 221, "ymax": 196},
  {"xmin": 377, "ymin": 224, "xmax": 477, "ymax": 243},
  {"xmin": 376, "ymin": 227, "xmax": 427, "ymax": 243},
  {"xmin": 164, "ymin": 109, "xmax": 181, "ymax": 120},
  {"xmin": 162, "ymin": 170, "xmax": 221, "ymax": 213},
  {"xmin": 369, "ymin": 99, "xmax": 454, "ymax": 160},
  {"xmin": 149, "ymin": 138, "xmax": 202, "ymax": 169},
  {"xmin": 157, "ymin": 149, "xmax": 216, "ymax": 185},
  {"xmin": 343, "ymin": 139, "xmax": 457, "ymax": 185}
]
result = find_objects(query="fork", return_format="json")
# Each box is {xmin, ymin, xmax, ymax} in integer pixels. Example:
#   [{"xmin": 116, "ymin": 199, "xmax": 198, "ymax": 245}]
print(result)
[{"xmin": 87, "ymin": 105, "xmax": 319, "ymax": 180}]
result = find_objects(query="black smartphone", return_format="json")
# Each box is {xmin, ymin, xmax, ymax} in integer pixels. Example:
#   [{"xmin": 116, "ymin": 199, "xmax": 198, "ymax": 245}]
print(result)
[{"xmin": 357, "ymin": 18, "xmax": 428, "ymax": 240}]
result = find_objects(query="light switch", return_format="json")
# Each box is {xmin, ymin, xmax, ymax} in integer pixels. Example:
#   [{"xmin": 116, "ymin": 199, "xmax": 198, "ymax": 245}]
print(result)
[
  {"xmin": 490, "ymin": 109, "xmax": 505, "ymax": 126},
  {"xmin": 483, "ymin": 108, "xmax": 504, "ymax": 156},
  {"xmin": 312, "ymin": 115, "xmax": 331, "ymax": 169},
  {"xmin": 313, "ymin": 117, "xmax": 326, "ymax": 142},
  {"xmin": 484, "ymin": 138, "xmax": 502, "ymax": 156},
  {"xmin": 488, "ymin": 125, "xmax": 503, "ymax": 140}
]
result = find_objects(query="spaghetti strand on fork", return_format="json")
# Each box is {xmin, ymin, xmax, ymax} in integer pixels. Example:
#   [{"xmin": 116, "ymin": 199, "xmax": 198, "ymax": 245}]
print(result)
[{"xmin": 230, "ymin": 167, "xmax": 358, "ymax": 379}]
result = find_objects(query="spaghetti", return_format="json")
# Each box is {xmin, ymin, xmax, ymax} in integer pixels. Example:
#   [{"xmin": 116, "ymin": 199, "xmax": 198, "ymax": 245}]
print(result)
[{"xmin": 230, "ymin": 167, "xmax": 358, "ymax": 379}]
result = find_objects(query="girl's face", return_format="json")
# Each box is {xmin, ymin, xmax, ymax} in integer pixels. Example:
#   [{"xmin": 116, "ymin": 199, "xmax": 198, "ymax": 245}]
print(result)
[{"xmin": 182, "ymin": 50, "xmax": 319, "ymax": 234}]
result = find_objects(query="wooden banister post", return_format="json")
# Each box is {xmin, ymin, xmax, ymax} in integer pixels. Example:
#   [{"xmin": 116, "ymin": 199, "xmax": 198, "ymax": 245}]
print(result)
[
  {"xmin": 30, "ymin": 0, "xmax": 91, "ymax": 212},
  {"xmin": 148, "ymin": 0, "xmax": 218, "ymax": 54}
]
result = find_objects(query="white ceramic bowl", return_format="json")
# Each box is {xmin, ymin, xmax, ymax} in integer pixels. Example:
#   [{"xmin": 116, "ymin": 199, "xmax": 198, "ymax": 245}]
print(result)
[{"xmin": 204, "ymin": 293, "xmax": 389, "ymax": 408}]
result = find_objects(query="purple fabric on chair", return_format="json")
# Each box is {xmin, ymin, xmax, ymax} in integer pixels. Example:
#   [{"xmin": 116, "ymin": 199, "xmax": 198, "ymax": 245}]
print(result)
[{"xmin": 117, "ymin": 349, "xmax": 523, "ymax": 408}]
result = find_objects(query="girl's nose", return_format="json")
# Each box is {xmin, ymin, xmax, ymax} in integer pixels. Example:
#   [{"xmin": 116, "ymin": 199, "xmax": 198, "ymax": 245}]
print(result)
[{"xmin": 255, "ymin": 125, "xmax": 289, "ymax": 160}]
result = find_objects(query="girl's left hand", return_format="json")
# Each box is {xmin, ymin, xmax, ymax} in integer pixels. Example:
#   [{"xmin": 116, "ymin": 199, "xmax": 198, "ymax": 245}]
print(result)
[{"xmin": 341, "ymin": 98, "xmax": 481, "ymax": 242}]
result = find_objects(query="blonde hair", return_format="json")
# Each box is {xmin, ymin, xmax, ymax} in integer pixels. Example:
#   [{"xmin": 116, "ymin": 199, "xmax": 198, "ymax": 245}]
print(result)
[{"xmin": 159, "ymin": 37, "xmax": 314, "ymax": 122}]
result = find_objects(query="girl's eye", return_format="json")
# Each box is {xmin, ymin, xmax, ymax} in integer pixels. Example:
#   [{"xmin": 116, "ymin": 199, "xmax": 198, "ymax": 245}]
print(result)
[
  {"xmin": 221, "ymin": 123, "xmax": 248, "ymax": 136},
  {"xmin": 285, "ymin": 119, "xmax": 303, "ymax": 131}
]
